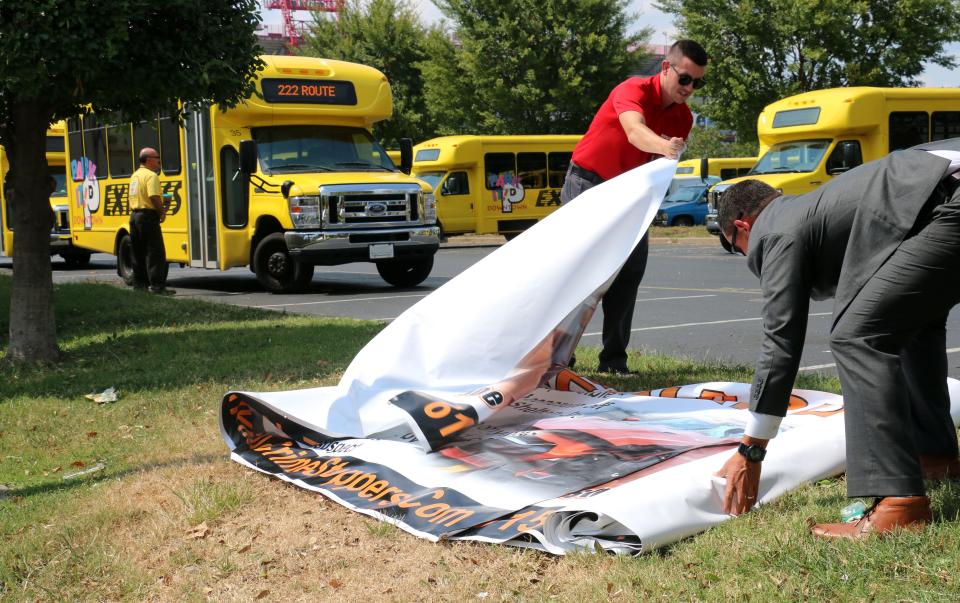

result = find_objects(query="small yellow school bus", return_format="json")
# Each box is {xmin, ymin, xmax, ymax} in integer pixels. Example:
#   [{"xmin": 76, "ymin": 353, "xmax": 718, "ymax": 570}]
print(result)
[
  {"xmin": 65, "ymin": 56, "xmax": 439, "ymax": 292},
  {"xmin": 411, "ymin": 135, "xmax": 581, "ymax": 239},
  {"xmin": 675, "ymin": 156, "xmax": 756, "ymax": 181},
  {"xmin": 0, "ymin": 121, "xmax": 91, "ymax": 266},
  {"xmin": 708, "ymin": 87, "xmax": 960, "ymax": 214}
]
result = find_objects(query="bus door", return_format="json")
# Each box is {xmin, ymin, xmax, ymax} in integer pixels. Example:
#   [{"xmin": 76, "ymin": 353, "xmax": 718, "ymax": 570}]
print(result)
[
  {"xmin": 184, "ymin": 107, "xmax": 219, "ymax": 269},
  {"xmin": 438, "ymin": 169, "xmax": 474, "ymax": 233},
  {"xmin": 210, "ymin": 126, "xmax": 248, "ymax": 270}
]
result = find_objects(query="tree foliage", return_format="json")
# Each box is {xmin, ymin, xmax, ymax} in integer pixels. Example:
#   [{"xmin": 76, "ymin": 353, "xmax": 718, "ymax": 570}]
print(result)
[
  {"xmin": 683, "ymin": 126, "xmax": 758, "ymax": 160},
  {"xmin": 0, "ymin": 0, "xmax": 263, "ymax": 361},
  {"xmin": 657, "ymin": 0, "xmax": 960, "ymax": 139},
  {"xmin": 424, "ymin": 0, "xmax": 650, "ymax": 135},
  {"xmin": 301, "ymin": 0, "xmax": 437, "ymax": 147}
]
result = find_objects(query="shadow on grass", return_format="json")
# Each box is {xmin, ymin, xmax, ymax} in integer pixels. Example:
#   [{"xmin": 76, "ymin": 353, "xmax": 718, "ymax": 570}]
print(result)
[
  {"xmin": 0, "ymin": 319, "xmax": 379, "ymax": 399},
  {"xmin": 3, "ymin": 452, "xmax": 226, "ymax": 500},
  {"xmin": 0, "ymin": 318, "xmax": 381, "ymax": 400},
  {"xmin": 0, "ymin": 278, "xmax": 272, "ymax": 346}
]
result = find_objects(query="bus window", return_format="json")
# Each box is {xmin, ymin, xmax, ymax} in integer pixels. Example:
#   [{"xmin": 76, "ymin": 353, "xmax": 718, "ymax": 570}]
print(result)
[
  {"xmin": 441, "ymin": 171, "xmax": 469, "ymax": 196},
  {"xmin": 82, "ymin": 114, "xmax": 108, "ymax": 175},
  {"xmin": 932, "ymin": 111, "xmax": 960, "ymax": 141},
  {"xmin": 720, "ymin": 168, "xmax": 737, "ymax": 180},
  {"xmin": 67, "ymin": 117, "xmax": 83, "ymax": 180},
  {"xmin": 45, "ymin": 136, "xmax": 65, "ymax": 153},
  {"xmin": 485, "ymin": 153, "xmax": 515, "ymax": 189},
  {"xmin": 889, "ymin": 112, "xmax": 928, "ymax": 151},
  {"xmin": 133, "ymin": 117, "xmax": 161, "ymax": 159},
  {"xmin": 517, "ymin": 152, "xmax": 546, "ymax": 189},
  {"xmin": 548, "ymin": 152, "xmax": 571, "ymax": 188},
  {"xmin": 159, "ymin": 111, "xmax": 182, "ymax": 175},
  {"xmin": 220, "ymin": 145, "xmax": 246, "ymax": 228},
  {"xmin": 825, "ymin": 140, "xmax": 863, "ymax": 175},
  {"xmin": 107, "ymin": 122, "xmax": 134, "ymax": 178}
]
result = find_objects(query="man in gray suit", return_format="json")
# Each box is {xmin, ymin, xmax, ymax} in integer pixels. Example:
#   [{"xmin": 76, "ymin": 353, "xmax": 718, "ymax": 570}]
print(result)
[{"xmin": 713, "ymin": 138, "xmax": 960, "ymax": 539}]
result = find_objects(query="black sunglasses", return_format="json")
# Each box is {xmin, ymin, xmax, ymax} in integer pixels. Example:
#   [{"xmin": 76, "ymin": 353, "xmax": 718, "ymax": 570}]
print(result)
[
  {"xmin": 725, "ymin": 213, "xmax": 746, "ymax": 256},
  {"xmin": 670, "ymin": 64, "xmax": 707, "ymax": 90}
]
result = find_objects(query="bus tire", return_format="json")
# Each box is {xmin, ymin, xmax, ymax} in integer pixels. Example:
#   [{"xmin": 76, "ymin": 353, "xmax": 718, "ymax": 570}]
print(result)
[
  {"xmin": 117, "ymin": 235, "xmax": 168, "ymax": 286},
  {"xmin": 117, "ymin": 234, "xmax": 137, "ymax": 285},
  {"xmin": 253, "ymin": 232, "xmax": 314, "ymax": 293},
  {"xmin": 376, "ymin": 257, "xmax": 433, "ymax": 288},
  {"xmin": 62, "ymin": 251, "xmax": 92, "ymax": 268},
  {"xmin": 672, "ymin": 216, "xmax": 694, "ymax": 227}
]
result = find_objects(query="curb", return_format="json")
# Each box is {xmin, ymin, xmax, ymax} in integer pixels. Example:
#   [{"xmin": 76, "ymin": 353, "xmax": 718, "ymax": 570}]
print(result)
[{"xmin": 440, "ymin": 235, "xmax": 720, "ymax": 249}]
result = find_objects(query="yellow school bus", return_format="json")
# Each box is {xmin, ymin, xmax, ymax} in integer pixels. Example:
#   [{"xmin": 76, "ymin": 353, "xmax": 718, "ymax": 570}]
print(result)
[
  {"xmin": 675, "ymin": 156, "xmax": 756, "ymax": 181},
  {"xmin": 1, "ymin": 122, "xmax": 91, "ymax": 266},
  {"xmin": 64, "ymin": 55, "xmax": 439, "ymax": 292},
  {"xmin": 707, "ymin": 87, "xmax": 960, "ymax": 223},
  {"xmin": 411, "ymin": 135, "xmax": 581, "ymax": 239}
]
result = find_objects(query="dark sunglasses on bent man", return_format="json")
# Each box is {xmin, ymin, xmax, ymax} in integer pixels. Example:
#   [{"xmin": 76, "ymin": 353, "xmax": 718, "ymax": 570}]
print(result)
[
  {"xmin": 670, "ymin": 64, "xmax": 707, "ymax": 89},
  {"xmin": 726, "ymin": 213, "xmax": 746, "ymax": 256}
]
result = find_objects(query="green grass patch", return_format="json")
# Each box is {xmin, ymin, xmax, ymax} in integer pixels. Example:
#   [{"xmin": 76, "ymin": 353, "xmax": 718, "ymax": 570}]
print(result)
[{"xmin": 0, "ymin": 274, "xmax": 958, "ymax": 601}]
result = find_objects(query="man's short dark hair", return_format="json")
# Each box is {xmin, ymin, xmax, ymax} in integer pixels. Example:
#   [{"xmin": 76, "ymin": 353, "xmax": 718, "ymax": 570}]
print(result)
[
  {"xmin": 717, "ymin": 180, "xmax": 779, "ymax": 235},
  {"xmin": 667, "ymin": 40, "xmax": 708, "ymax": 67}
]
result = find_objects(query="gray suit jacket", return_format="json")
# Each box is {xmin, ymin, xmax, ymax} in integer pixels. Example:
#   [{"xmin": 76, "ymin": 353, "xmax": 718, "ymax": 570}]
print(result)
[{"xmin": 746, "ymin": 139, "xmax": 960, "ymax": 416}]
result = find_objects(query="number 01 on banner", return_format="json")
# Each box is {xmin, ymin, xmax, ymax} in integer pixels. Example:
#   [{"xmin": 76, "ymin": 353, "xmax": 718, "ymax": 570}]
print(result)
[{"xmin": 390, "ymin": 391, "xmax": 480, "ymax": 451}]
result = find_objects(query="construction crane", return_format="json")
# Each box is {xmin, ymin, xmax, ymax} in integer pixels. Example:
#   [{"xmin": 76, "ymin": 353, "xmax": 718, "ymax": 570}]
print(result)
[{"xmin": 264, "ymin": 0, "xmax": 342, "ymax": 48}]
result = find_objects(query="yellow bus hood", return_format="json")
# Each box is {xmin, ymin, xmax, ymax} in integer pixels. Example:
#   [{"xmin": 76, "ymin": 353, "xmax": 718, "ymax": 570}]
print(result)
[{"xmin": 264, "ymin": 171, "xmax": 431, "ymax": 193}]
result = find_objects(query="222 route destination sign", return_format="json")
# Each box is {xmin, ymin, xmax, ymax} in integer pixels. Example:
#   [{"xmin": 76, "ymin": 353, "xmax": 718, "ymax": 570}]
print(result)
[{"xmin": 261, "ymin": 78, "xmax": 358, "ymax": 105}]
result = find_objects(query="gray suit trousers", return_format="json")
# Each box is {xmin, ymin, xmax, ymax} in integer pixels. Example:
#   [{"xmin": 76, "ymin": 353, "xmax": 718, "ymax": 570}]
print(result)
[{"xmin": 830, "ymin": 184, "xmax": 960, "ymax": 497}]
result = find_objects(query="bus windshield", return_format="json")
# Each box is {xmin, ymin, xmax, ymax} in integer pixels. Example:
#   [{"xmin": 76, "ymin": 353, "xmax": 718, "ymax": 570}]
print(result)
[
  {"xmin": 48, "ymin": 167, "xmax": 67, "ymax": 197},
  {"xmin": 750, "ymin": 140, "xmax": 830, "ymax": 175},
  {"xmin": 415, "ymin": 171, "xmax": 444, "ymax": 190},
  {"xmin": 252, "ymin": 125, "xmax": 395, "ymax": 174}
]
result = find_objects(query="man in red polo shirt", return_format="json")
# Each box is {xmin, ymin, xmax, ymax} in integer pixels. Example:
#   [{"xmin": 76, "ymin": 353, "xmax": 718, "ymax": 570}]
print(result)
[{"xmin": 560, "ymin": 39, "xmax": 707, "ymax": 373}]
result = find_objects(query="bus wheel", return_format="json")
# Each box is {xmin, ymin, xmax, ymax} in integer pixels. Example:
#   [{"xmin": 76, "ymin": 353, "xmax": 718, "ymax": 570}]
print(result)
[
  {"xmin": 62, "ymin": 252, "xmax": 92, "ymax": 269},
  {"xmin": 376, "ymin": 257, "xmax": 434, "ymax": 288},
  {"xmin": 253, "ymin": 232, "xmax": 314, "ymax": 293},
  {"xmin": 117, "ymin": 234, "xmax": 137, "ymax": 285},
  {"xmin": 672, "ymin": 216, "xmax": 694, "ymax": 227}
]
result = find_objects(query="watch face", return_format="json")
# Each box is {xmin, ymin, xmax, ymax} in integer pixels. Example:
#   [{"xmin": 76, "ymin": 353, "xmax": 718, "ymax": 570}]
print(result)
[{"xmin": 739, "ymin": 443, "xmax": 766, "ymax": 462}]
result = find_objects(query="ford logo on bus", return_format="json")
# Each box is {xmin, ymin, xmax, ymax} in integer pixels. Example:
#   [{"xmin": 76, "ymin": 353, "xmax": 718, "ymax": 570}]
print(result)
[{"xmin": 367, "ymin": 202, "xmax": 387, "ymax": 216}]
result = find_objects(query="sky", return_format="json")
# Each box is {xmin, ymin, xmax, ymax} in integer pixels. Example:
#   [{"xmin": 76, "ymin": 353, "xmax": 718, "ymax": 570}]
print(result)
[{"xmin": 260, "ymin": 0, "xmax": 959, "ymax": 87}]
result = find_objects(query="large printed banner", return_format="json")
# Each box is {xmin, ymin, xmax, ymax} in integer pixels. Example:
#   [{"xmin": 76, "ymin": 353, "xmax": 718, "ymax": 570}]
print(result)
[{"xmin": 220, "ymin": 158, "xmax": 960, "ymax": 554}]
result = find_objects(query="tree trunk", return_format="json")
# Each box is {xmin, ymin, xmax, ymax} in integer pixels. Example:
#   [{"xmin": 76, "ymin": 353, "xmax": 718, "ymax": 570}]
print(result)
[{"xmin": 5, "ymin": 101, "xmax": 58, "ymax": 362}]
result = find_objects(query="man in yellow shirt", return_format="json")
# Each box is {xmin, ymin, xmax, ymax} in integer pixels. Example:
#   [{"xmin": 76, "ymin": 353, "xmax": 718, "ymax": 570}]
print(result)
[{"xmin": 128, "ymin": 147, "xmax": 171, "ymax": 294}]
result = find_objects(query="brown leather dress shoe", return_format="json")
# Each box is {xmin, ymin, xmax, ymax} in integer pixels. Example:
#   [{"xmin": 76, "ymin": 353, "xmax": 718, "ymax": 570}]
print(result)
[
  {"xmin": 811, "ymin": 496, "xmax": 931, "ymax": 540},
  {"xmin": 920, "ymin": 454, "xmax": 960, "ymax": 481}
]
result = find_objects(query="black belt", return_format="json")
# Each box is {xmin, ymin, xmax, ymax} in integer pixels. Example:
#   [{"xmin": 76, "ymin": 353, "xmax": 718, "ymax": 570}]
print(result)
[{"xmin": 569, "ymin": 161, "xmax": 604, "ymax": 185}]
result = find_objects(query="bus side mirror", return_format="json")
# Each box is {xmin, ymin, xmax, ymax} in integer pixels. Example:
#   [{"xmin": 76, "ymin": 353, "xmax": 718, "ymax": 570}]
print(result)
[
  {"xmin": 699, "ymin": 157, "xmax": 709, "ymax": 182},
  {"xmin": 239, "ymin": 140, "xmax": 258, "ymax": 175},
  {"xmin": 399, "ymin": 138, "xmax": 413, "ymax": 175}
]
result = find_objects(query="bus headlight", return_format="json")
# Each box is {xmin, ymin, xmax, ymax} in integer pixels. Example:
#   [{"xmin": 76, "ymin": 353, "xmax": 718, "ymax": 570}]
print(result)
[
  {"xmin": 424, "ymin": 191, "xmax": 437, "ymax": 223},
  {"xmin": 288, "ymin": 196, "xmax": 321, "ymax": 228}
]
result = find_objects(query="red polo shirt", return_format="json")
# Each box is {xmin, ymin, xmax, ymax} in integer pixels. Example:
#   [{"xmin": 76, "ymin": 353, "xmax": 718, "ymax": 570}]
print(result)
[{"xmin": 571, "ymin": 73, "xmax": 693, "ymax": 181}]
